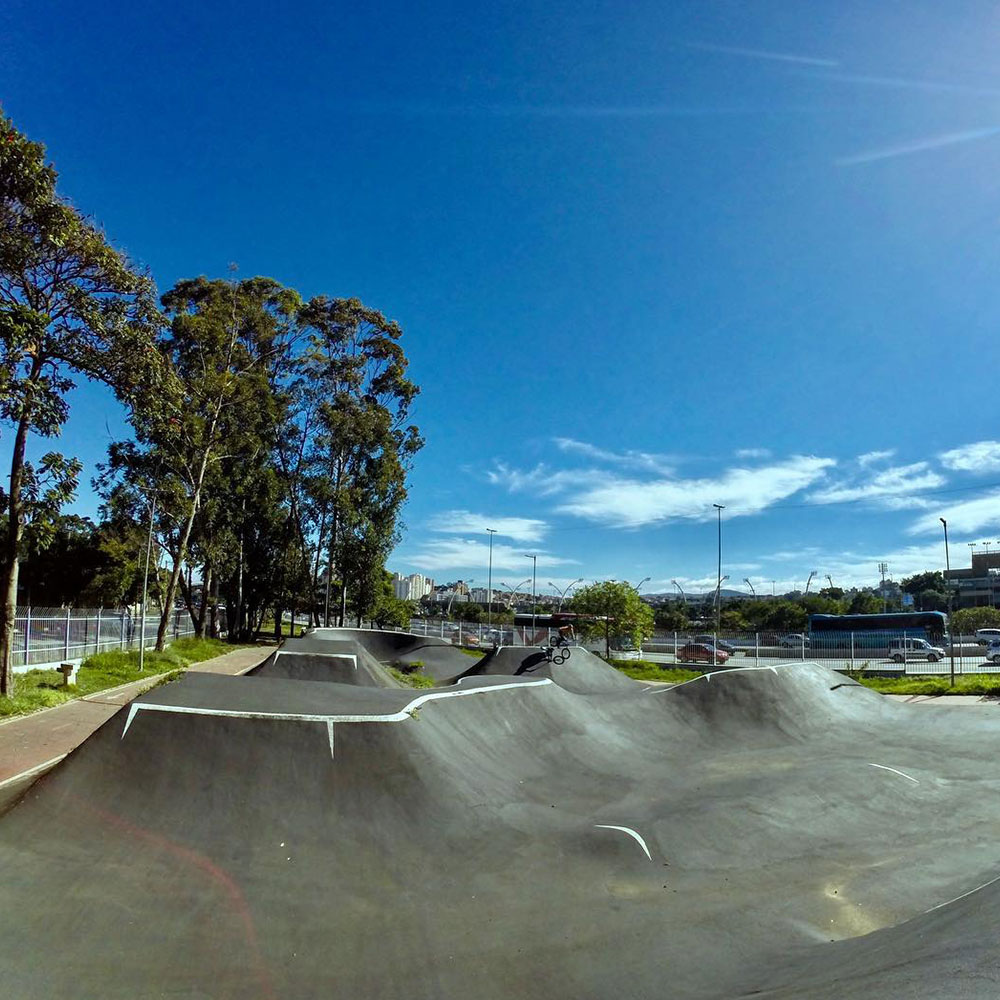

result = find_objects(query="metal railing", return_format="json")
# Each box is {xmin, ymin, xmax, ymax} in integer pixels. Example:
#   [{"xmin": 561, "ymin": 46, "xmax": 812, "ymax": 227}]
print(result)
[
  {"xmin": 401, "ymin": 622, "xmax": 996, "ymax": 675},
  {"xmin": 11, "ymin": 607, "xmax": 200, "ymax": 673}
]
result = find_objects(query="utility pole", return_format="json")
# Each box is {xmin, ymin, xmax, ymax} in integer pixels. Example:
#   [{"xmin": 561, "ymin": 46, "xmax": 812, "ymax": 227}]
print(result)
[
  {"xmin": 805, "ymin": 570, "xmax": 817, "ymax": 594},
  {"xmin": 138, "ymin": 493, "xmax": 157, "ymax": 673},
  {"xmin": 743, "ymin": 578, "xmax": 755, "ymax": 596},
  {"xmin": 941, "ymin": 517, "xmax": 954, "ymax": 687},
  {"xmin": 713, "ymin": 504, "xmax": 725, "ymax": 633},
  {"xmin": 524, "ymin": 554, "xmax": 537, "ymax": 643},
  {"xmin": 486, "ymin": 528, "xmax": 496, "ymax": 630}
]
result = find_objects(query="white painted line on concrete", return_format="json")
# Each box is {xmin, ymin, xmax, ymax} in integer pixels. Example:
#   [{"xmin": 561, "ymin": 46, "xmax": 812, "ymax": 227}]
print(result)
[
  {"xmin": 925, "ymin": 872, "xmax": 1000, "ymax": 913},
  {"xmin": 0, "ymin": 753, "xmax": 67, "ymax": 790},
  {"xmin": 327, "ymin": 720, "xmax": 335, "ymax": 759},
  {"xmin": 121, "ymin": 678, "xmax": 553, "ymax": 738},
  {"xmin": 275, "ymin": 650, "xmax": 357, "ymax": 669},
  {"xmin": 867, "ymin": 762, "xmax": 920, "ymax": 784},
  {"xmin": 594, "ymin": 824, "xmax": 653, "ymax": 861}
]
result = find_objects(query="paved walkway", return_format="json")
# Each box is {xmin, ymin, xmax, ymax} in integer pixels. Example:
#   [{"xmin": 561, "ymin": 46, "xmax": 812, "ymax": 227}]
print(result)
[{"xmin": 0, "ymin": 645, "xmax": 272, "ymax": 787}]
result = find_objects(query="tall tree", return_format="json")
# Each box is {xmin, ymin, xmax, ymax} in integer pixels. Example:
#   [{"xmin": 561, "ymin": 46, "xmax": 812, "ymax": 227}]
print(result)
[
  {"xmin": 101, "ymin": 275, "xmax": 299, "ymax": 648},
  {"xmin": 299, "ymin": 297, "xmax": 422, "ymax": 625},
  {"xmin": 0, "ymin": 113, "xmax": 163, "ymax": 694},
  {"xmin": 568, "ymin": 581, "xmax": 655, "ymax": 658}
]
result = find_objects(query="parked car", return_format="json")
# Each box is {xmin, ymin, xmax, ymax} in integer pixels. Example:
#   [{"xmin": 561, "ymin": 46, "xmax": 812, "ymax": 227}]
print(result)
[
  {"xmin": 888, "ymin": 638, "xmax": 946, "ymax": 662},
  {"xmin": 693, "ymin": 635, "xmax": 739, "ymax": 655},
  {"xmin": 976, "ymin": 629, "xmax": 1000, "ymax": 646},
  {"xmin": 779, "ymin": 634, "xmax": 809, "ymax": 648},
  {"xmin": 985, "ymin": 639, "xmax": 1000, "ymax": 664},
  {"xmin": 677, "ymin": 643, "xmax": 730, "ymax": 665}
]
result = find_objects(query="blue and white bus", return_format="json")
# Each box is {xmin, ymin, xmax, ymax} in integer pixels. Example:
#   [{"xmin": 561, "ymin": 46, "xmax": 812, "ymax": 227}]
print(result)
[{"xmin": 808, "ymin": 611, "xmax": 947, "ymax": 648}]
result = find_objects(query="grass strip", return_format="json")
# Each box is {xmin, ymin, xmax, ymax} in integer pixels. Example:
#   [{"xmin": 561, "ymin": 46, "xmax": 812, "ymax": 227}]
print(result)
[
  {"xmin": 609, "ymin": 659, "xmax": 705, "ymax": 683},
  {"xmin": 857, "ymin": 674, "xmax": 1000, "ymax": 696},
  {"xmin": 388, "ymin": 666, "xmax": 436, "ymax": 688},
  {"xmin": 0, "ymin": 637, "xmax": 237, "ymax": 718}
]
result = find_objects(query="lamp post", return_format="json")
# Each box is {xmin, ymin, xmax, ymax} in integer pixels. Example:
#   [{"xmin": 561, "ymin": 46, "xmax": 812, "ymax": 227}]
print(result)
[
  {"xmin": 138, "ymin": 492, "xmax": 157, "ymax": 673},
  {"xmin": 626, "ymin": 576, "xmax": 650, "ymax": 593},
  {"xmin": 713, "ymin": 504, "xmax": 725, "ymax": 633},
  {"xmin": 805, "ymin": 570, "xmax": 817, "ymax": 594},
  {"xmin": 549, "ymin": 578, "xmax": 583, "ymax": 610},
  {"xmin": 671, "ymin": 579, "xmax": 685, "ymax": 603},
  {"xmin": 744, "ymin": 578, "xmax": 755, "ymax": 596},
  {"xmin": 524, "ymin": 554, "xmax": 538, "ymax": 642},
  {"xmin": 941, "ymin": 517, "xmax": 954, "ymax": 687},
  {"xmin": 486, "ymin": 528, "xmax": 497, "ymax": 629},
  {"xmin": 500, "ymin": 579, "xmax": 532, "ymax": 609}
]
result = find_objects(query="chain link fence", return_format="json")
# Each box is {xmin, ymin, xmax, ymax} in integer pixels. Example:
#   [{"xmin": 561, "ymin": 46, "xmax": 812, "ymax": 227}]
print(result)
[{"xmin": 11, "ymin": 607, "xmax": 200, "ymax": 673}]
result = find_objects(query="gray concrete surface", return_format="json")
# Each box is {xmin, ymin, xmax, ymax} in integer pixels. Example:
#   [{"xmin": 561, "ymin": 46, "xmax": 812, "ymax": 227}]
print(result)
[{"xmin": 3, "ymin": 642, "xmax": 1000, "ymax": 997}]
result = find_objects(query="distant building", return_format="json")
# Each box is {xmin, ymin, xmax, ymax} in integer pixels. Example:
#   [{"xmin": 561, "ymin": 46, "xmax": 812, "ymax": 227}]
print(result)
[
  {"xmin": 390, "ymin": 573, "xmax": 434, "ymax": 601},
  {"xmin": 945, "ymin": 552, "xmax": 1000, "ymax": 608}
]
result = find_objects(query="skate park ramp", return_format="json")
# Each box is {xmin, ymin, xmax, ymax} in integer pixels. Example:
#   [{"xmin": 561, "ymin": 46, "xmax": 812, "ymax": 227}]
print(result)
[
  {"xmin": 4, "ymin": 654, "xmax": 1000, "ymax": 997},
  {"xmin": 309, "ymin": 626, "xmax": 482, "ymax": 680},
  {"xmin": 454, "ymin": 644, "xmax": 637, "ymax": 694},
  {"xmin": 247, "ymin": 632, "xmax": 403, "ymax": 687}
]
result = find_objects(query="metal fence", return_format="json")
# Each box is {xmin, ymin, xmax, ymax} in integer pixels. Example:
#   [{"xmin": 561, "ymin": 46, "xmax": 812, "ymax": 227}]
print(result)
[
  {"xmin": 12, "ymin": 607, "xmax": 199, "ymax": 673},
  {"xmin": 404, "ymin": 621, "xmax": 998, "ymax": 675}
]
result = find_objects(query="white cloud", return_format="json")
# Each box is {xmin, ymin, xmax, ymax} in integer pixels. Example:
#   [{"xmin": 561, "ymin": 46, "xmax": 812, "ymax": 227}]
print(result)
[
  {"xmin": 484, "ymin": 462, "xmax": 607, "ymax": 497},
  {"xmin": 808, "ymin": 462, "xmax": 945, "ymax": 505},
  {"xmin": 555, "ymin": 455, "xmax": 835, "ymax": 527},
  {"xmin": 553, "ymin": 437, "xmax": 673, "ymax": 473},
  {"xmin": 909, "ymin": 488, "xmax": 1000, "ymax": 536},
  {"xmin": 405, "ymin": 538, "xmax": 577, "ymax": 574},
  {"xmin": 427, "ymin": 510, "xmax": 548, "ymax": 543},
  {"xmin": 939, "ymin": 441, "xmax": 1000, "ymax": 473},
  {"xmin": 735, "ymin": 448, "xmax": 771, "ymax": 459},
  {"xmin": 857, "ymin": 449, "xmax": 896, "ymax": 467}
]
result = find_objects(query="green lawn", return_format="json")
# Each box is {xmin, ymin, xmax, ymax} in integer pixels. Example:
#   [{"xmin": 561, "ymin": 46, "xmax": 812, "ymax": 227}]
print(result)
[
  {"xmin": 0, "ymin": 637, "xmax": 237, "ymax": 718},
  {"xmin": 388, "ymin": 665, "xmax": 436, "ymax": 688},
  {"xmin": 857, "ymin": 673, "xmax": 1000, "ymax": 696},
  {"xmin": 609, "ymin": 659, "xmax": 705, "ymax": 684}
]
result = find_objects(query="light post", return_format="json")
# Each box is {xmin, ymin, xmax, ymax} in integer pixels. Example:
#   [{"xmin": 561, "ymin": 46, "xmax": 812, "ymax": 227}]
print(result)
[
  {"xmin": 713, "ymin": 504, "xmax": 725, "ymax": 633},
  {"xmin": 805, "ymin": 570, "xmax": 817, "ymax": 594},
  {"xmin": 138, "ymin": 492, "xmax": 157, "ymax": 673},
  {"xmin": 771, "ymin": 580, "xmax": 776, "ymax": 597},
  {"xmin": 500, "ymin": 579, "xmax": 532, "ymax": 609},
  {"xmin": 941, "ymin": 517, "xmax": 954, "ymax": 687},
  {"xmin": 486, "ymin": 528, "xmax": 497, "ymax": 630},
  {"xmin": 671, "ymin": 579, "xmax": 685, "ymax": 603},
  {"xmin": 524, "ymin": 554, "xmax": 538, "ymax": 642},
  {"xmin": 549, "ymin": 578, "xmax": 583, "ymax": 610},
  {"xmin": 744, "ymin": 578, "xmax": 755, "ymax": 596},
  {"xmin": 626, "ymin": 576, "xmax": 650, "ymax": 594}
]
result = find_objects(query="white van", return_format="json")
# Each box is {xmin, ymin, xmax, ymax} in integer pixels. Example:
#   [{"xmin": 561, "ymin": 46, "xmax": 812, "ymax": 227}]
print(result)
[
  {"xmin": 976, "ymin": 629, "xmax": 1000, "ymax": 646},
  {"xmin": 888, "ymin": 638, "xmax": 945, "ymax": 662}
]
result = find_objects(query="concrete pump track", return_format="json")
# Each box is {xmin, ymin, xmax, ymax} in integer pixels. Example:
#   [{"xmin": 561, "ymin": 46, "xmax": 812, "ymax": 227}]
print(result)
[{"xmin": 3, "ymin": 629, "xmax": 1000, "ymax": 997}]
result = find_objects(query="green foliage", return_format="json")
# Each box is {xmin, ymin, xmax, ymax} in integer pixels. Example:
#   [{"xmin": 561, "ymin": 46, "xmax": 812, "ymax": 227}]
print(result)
[
  {"xmin": 0, "ymin": 111, "xmax": 166, "ymax": 693},
  {"xmin": 654, "ymin": 606, "xmax": 690, "ymax": 630},
  {"xmin": 858, "ymin": 674, "xmax": 1000, "ymax": 696},
  {"xmin": 608, "ymin": 660, "xmax": 704, "ymax": 683},
  {"xmin": 568, "ymin": 581, "xmax": 655, "ymax": 656},
  {"xmin": 387, "ymin": 665, "xmax": 435, "ymax": 688},
  {"xmin": 848, "ymin": 591, "xmax": 883, "ymax": 615},
  {"xmin": 950, "ymin": 606, "xmax": 1000, "ymax": 635},
  {"xmin": 901, "ymin": 571, "xmax": 946, "ymax": 595}
]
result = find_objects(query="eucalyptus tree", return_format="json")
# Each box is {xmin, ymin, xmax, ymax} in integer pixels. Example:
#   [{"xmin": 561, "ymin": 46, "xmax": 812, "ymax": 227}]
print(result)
[
  {"xmin": 298, "ymin": 297, "xmax": 422, "ymax": 625},
  {"xmin": 0, "ymin": 113, "xmax": 165, "ymax": 693},
  {"xmin": 102, "ymin": 276, "xmax": 300, "ymax": 649}
]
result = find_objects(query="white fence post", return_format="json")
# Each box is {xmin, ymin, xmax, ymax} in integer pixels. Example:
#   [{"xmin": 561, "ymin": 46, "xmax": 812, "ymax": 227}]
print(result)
[
  {"xmin": 24, "ymin": 606, "xmax": 31, "ymax": 667},
  {"xmin": 95, "ymin": 608, "xmax": 102, "ymax": 655},
  {"xmin": 755, "ymin": 632, "xmax": 759, "ymax": 667},
  {"xmin": 850, "ymin": 631, "xmax": 855, "ymax": 671},
  {"xmin": 64, "ymin": 607, "xmax": 71, "ymax": 661}
]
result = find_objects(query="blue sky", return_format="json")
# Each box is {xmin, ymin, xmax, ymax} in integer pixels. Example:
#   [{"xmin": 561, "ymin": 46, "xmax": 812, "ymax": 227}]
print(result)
[{"xmin": 5, "ymin": 1, "xmax": 1000, "ymax": 595}]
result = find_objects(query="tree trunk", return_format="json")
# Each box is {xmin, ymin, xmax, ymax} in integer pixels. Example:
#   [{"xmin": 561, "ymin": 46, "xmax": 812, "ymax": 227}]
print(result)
[
  {"xmin": 0, "ymin": 356, "xmax": 43, "ymax": 696},
  {"xmin": 196, "ymin": 564, "xmax": 211, "ymax": 639}
]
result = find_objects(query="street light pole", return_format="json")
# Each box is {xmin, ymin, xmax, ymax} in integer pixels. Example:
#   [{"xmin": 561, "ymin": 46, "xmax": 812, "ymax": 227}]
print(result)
[
  {"xmin": 744, "ymin": 578, "xmax": 755, "ymax": 596},
  {"xmin": 941, "ymin": 517, "xmax": 954, "ymax": 687},
  {"xmin": 486, "ymin": 528, "xmax": 496, "ymax": 630},
  {"xmin": 626, "ymin": 576, "xmax": 650, "ymax": 593},
  {"xmin": 713, "ymin": 504, "xmax": 725, "ymax": 633},
  {"xmin": 549, "ymin": 578, "xmax": 583, "ymax": 610},
  {"xmin": 524, "ymin": 554, "xmax": 537, "ymax": 643},
  {"xmin": 139, "ymin": 493, "xmax": 157, "ymax": 673}
]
